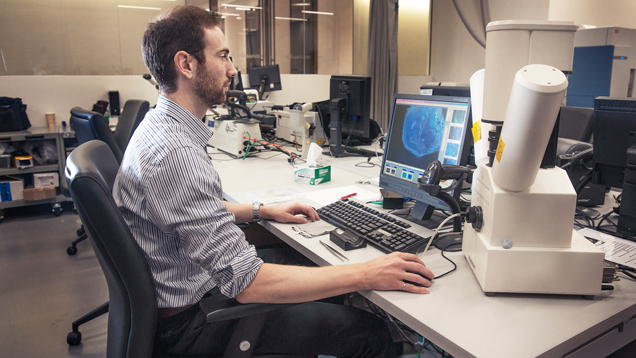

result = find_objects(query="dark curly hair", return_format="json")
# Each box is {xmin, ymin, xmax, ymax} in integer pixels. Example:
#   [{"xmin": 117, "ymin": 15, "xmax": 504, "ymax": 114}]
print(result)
[{"xmin": 142, "ymin": 6, "xmax": 222, "ymax": 93}]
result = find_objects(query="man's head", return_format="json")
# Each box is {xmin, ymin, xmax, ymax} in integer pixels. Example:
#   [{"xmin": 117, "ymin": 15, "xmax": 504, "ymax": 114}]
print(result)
[{"xmin": 142, "ymin": 6, "xmax": 236, "ymax": 105}]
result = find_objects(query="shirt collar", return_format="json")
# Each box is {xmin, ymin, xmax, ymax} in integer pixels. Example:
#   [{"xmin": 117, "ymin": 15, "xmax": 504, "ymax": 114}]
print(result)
[{"xmin": 155, "ymin": 95, "xmax": 212, "ymax": 147}]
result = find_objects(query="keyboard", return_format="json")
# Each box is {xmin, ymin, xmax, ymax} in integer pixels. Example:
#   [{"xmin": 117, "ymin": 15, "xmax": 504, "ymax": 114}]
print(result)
[{"xmin": 316, "ymin": 198, "xmax": 432, "ymax": 254}]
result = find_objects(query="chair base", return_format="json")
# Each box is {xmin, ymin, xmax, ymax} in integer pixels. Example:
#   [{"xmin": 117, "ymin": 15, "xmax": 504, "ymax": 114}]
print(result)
[
  {"xmin": 67, "ymin": 301, "xmax": 109, "ymax": 346},
  {"xmin": 67, "ymin": 226, "xmax": 87, "ymax": 256}
]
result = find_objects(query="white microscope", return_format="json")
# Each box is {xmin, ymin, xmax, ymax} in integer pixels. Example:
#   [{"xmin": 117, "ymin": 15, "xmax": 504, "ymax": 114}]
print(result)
[{"xmin": 462, "ymin": 21, "xmax": 606, "ymax": 298}]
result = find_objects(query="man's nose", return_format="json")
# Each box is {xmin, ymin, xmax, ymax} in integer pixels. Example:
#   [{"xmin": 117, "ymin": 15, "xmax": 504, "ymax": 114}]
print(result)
[{"xmin": 228, "ymin": 62, "xmax": 238, "ymax": 77}]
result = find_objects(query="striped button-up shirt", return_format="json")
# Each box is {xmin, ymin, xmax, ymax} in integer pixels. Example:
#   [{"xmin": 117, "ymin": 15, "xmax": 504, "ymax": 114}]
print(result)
[{"xmin": 113, "ymin": 95, "xmax": 262, "ymax": 308}]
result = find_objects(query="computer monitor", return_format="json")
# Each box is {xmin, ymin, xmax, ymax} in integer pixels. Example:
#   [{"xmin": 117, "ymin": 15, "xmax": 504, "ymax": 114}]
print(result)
[
  {"xmin": 419, "ymin": 85, "xmax": 470, "ymax": 98},
  {"xmin": 379, "ymin": 94, "xmax": 472, "ymax": 220},
  {"xmin": 247, "ymin": 64, "xmax": 282, "ymax": 100},
  {"xmin": 328, "ymin": 75, "xmax": 372, "ymax": 155},
  {"xmin": 591, "ymin": 97, "xmax": 636, "ymax": 235}
]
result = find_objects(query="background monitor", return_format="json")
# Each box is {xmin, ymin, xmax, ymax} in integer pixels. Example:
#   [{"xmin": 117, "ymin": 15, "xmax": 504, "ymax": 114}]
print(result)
[
  {"xmin": 592, "ymin": 97, "xmax": 636, "ymax": 189},
  {"xmin": 419, "ymin": 85, "xmax": 470, "ymax": 98},
  {"xmin": 247, "ymin": 64, "xmax": 282, "ymax": 99},
  {"xmin": 591, "ymin": 97, "xmax": 636, "ymax": 235},
  {"xmin": 327, "ymin": 75, "xmax": 372, "ymax": 155},
  {"xmin": 379, "ymin": 94, "xmax": 472, "ymax": 220}
]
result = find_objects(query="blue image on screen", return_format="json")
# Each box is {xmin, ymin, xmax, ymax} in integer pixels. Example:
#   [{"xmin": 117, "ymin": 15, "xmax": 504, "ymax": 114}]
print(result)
[
  {"xmin": 449, "ymin": 126, "xmax": 463, "ymax": 140},
  {"xmin": 445, "ymin": 142, "xmax": 460, "ymax": 157},
  {"xmin": 452, "ymin": 110, "xmax": 466, "ymax": 124},
  {"xmin": 402, "ymin": 106, "xmax": 445, "ymax": 157},
  {"xmin": 444, "ymin": 158, "xmax": 457, "ymax": 165}
]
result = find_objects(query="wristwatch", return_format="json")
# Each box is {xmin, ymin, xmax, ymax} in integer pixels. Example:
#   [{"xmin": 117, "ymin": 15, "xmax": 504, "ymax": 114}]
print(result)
[{"xmin": 252, "ymin": 202, "xmax": 263, "ymax": 222}]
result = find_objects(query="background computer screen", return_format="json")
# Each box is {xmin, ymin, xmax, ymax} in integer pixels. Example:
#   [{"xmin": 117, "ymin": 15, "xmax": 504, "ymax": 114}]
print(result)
[
  {"xmin": 380, "ymin": 94, "xmax": 472, "ymax": 215},
  {"xmin": 329, "ymin": 75, "xmax": 372, "ymax": 140},
  {"xmin": 247, "ymin": 64, "xmax": 282, "ymax": 99}
]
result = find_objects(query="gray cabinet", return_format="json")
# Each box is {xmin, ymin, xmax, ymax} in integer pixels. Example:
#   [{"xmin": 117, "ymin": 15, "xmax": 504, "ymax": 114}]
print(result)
[{"xmin": 0, "ymin": 126, "xmax": 73, "ymax": 218}]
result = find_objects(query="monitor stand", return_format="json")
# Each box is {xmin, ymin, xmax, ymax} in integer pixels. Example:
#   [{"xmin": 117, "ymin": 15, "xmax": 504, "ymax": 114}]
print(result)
[
  {"xmin": 322, "ymin": 146, "xmax": 375, "ymax": 158},
  {"xmin": 410, "ymin": 202, "xmax": 435, "ymax": 221}
]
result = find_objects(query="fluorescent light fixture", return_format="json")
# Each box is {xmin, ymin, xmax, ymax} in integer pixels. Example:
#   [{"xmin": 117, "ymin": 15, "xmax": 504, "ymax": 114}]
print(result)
[
  {"xmin": 219, "ymin": 12, "xmax": 240, "ymax": 17},
  {"xmin": 275, "ymin": 16, "xmax": 308, "ymax": 22},
  {"xmin": 292, "ymin": 2, "xmax": 311, "ymax": 5},
  {"xmin": 221, "ymin": 4, "xmax": 262, "ymax": 10},
  {"xmin": 118, "ymin": 5, "xmax": 161, "ymax": 10},
  {"xmin": 301, "ymin": 10, "xmax": 333, "ymax": 15}
]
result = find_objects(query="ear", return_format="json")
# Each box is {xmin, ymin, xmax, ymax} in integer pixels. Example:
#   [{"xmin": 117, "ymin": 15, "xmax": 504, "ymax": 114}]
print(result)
[{"xmin": 173, "ymin": 50, "xmax": 198, "ymax": 80}]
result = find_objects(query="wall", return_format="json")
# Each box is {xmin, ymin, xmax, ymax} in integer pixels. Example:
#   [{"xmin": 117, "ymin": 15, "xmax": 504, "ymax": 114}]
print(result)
[
  {"xmin": 548, "ymin": 0, "xmax": 636, "ymax": 28},
  {"xmin": 429, "ymin": 0, "xmax": 550, "ymax": 83},
  {"xmin": 429, "ymin": 0, "xmax": 636, "ymax": 84}
]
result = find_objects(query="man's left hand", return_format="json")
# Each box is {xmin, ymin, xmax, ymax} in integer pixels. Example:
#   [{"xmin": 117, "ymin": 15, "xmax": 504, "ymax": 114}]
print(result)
[{"xmin": 260, "ymin": 203, "xmax": 319, "ymax": 224}]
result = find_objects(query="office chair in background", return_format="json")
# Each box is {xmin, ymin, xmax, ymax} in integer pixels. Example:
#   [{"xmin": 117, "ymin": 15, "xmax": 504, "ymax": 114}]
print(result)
[
  {"xmin": 66, "ymin": 100, "xmax": 149, "ymax": 255},
  {"xmin": 65, "ymin": 140, "xmax": 311, "ymax": 358}
]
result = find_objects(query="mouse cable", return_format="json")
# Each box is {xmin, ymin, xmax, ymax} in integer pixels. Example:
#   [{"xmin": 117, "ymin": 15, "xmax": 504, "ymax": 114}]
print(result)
[{"xmin": 434, "ymin": 242, "xmax": 461, "ymax": 280}]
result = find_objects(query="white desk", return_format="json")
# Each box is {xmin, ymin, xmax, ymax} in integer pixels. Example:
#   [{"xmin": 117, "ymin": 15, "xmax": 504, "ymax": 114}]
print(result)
[{"xmin": 210, "ymin": 148, "xmax": 636, "ymax": 358}]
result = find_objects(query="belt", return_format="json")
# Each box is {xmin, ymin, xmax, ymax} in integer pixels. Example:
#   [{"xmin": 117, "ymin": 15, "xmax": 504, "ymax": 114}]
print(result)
[{"xmin": 157, "ymin": 305, "xmax": 194, "ymax": 319}]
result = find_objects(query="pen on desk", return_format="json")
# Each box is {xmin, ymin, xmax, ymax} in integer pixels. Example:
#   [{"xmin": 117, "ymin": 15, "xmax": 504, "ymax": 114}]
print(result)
[
  {"xmin": 319, "ymin": 240, "xmax": 349, "ymax": 262},
  {"xmin": 341, "ymin": 193, "xmax": 357, "ymax": 200}
]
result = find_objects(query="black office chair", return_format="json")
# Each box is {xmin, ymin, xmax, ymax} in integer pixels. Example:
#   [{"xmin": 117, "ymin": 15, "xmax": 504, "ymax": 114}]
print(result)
[
  {"xmin": 558, "ymin": 106, "xmax": 594, "ymax": 143},
  {"xmin": 66, "ymin": 100, "xmax": 149, "ymax": 255},
  {"xmin": 113, "ymin": 99, "xmax": 150, "ymax": 155},
  {"xmin": 65, "ymin": 140, "xmax": 309, "ymax": 358},
  {"xmin": 64, "ymin": 103, "xmax": 147, "ymax": 347}
]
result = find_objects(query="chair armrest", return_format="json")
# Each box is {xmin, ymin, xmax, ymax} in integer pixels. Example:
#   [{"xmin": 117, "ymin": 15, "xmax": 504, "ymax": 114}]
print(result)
[
  {"xmin": 200, "ymin": 295, "xmax": 298, "ymax": 323},
  {"xmin": 557, "ymin": 138, "xmax": 592, "ymax": 156}
]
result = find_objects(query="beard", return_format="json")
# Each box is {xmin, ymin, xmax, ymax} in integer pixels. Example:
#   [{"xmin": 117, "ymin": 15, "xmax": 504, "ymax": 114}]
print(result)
[{"xmin": 194, "ymin": 63, "xmax": 227, "ymax": 107}]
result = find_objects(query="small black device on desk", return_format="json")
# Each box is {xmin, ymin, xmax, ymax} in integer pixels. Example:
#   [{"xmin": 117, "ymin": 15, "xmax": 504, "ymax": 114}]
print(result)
[{"xmin": 317, "ymin": 198, "xmax": 431, "ymax": 253}]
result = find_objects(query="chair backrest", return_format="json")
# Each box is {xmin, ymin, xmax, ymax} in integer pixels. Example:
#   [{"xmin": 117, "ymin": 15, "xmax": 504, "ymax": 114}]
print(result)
[
  {"xmin": 70, "ymin": 107, "xmax": 124, "ymax": 164},
  {"xmin": 113, "ymin": 100, "xmax": 150, "ymax": 153},
  {"xmin": 65, "ymin": 140, "xmax": 157, "ymax": 358},
  {"xmin": 558, "ymin": 106, "xmax": 594, "ymax": 143}
]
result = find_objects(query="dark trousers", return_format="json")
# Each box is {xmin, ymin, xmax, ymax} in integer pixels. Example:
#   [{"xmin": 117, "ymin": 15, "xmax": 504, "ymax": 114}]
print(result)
[{"xmin": 153, "ymin": 247, "xmax": 398, "ymax": 357}]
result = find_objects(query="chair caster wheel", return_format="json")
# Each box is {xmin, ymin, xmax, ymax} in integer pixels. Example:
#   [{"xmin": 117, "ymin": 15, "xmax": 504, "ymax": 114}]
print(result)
[
  {"xmin": 53, "ymin": 205, "xmax": 62, "ymax": 216},
  {"xmin": 67, "ymin": 246, "xmax": 78, "ymax": 256},
  {"xmin": 67, "ymin": 331, "xmax": 82, "ymax": 346}
]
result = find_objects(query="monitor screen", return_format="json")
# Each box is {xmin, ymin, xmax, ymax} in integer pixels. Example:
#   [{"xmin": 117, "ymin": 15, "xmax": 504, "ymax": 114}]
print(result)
[{"xmin": 379, "ymin": 94, "xmax": 472, "ymax": 215}]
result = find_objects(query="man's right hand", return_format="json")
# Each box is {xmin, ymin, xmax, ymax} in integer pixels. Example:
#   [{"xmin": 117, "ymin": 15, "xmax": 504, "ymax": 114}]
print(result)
[{"xmin": 360, "ymin": 252, "xmax": 434, "ymax": 294}]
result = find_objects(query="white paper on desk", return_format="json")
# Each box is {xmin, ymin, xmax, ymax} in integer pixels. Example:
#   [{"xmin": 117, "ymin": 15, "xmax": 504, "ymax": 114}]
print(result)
[
  {"xmin": 305, "ymin": 185, "xmax": 380, "ymax": 207},
  {"xmin": 578, "ymin": 228, "xmax": 636, "ymax": 269}
]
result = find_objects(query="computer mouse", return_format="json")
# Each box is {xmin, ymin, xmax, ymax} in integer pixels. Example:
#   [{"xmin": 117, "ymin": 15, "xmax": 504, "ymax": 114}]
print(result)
[{"xmin": 405, "ymin": 272, "xmax": 433, "ymax": 287}]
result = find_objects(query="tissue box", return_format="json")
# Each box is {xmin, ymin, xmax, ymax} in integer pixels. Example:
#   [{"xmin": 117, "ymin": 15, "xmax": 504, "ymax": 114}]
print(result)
[
  {"xmin": 33, "ymin": 172, "xmax": 59, "ymax": 188},
  {"xmin": 0, "ymin": 176, "xmax": 24, "ymax": 202},
  {"xmin": 294, "ymin": 164, "xmax": 331, "ymax": 185}
]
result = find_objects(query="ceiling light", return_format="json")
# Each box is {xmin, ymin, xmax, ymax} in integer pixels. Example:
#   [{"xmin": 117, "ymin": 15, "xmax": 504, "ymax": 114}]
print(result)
[
  {"xmin": 292, "ymin": 2, "xmax": 311, "ymax": 5},
  {"xmin": 301, "ymin": 10, "xmax": 334, "ymax": 15},
  {"xmin": 221, "ymin": 4, "xmax": 262, "ymax": 10},
  {"xmin": 275, "ymin": 17, "xmax": 308, "ymax": 22},
  {"xmin": 118, "ymin": 5, "xmax": 161, "ymax": 10},
  {"xmin": 219, "ymin": 12, "xmax": 240, "ymax": 17}
]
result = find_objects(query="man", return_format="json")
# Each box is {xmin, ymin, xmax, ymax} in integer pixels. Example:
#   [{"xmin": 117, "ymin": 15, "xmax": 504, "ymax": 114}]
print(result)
[{"xmin": 114, "ymin": 6, "xmax": 434, "ymax": 357}]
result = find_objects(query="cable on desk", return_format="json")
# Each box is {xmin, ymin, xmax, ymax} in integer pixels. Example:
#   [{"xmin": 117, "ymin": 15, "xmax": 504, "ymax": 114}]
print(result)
[
  {"xmin": 417, "ymin": 213, "xmax": 461, "ymax": 259},
  {"xmin": 245, "ymin": 137, "xmax": 296, "ymax": 159},
  {"xmin": 242, "ymin": 131, "xmax": 256, "ymax": 160}
]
